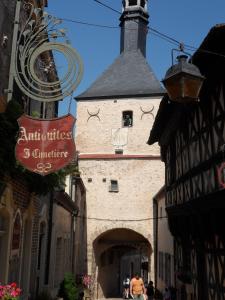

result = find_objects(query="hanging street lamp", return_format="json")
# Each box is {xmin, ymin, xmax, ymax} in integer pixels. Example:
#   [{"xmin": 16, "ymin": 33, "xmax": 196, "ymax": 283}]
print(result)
[{"xmin": 162, "ymin": 54, "xmax": 205, "ymax": 103}]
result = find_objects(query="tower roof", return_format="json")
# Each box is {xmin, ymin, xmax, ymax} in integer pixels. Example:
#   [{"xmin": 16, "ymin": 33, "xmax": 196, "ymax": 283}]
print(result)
[
  {"xmin": 76, "ymin": 0, "xmax": 165, "ymax": 101},
  {"xmin": 76, "ymin": 50, "xmax": 165, "ymax": 100}
]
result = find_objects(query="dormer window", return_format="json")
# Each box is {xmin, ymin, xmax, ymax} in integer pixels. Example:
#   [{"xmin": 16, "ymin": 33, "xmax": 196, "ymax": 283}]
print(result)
[{"xmin": 123, "ymin": 111, "xmax": 133, "ymax": 127}]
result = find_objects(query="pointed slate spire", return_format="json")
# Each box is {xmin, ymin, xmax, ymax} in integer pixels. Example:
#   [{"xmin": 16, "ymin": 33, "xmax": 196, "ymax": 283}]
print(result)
[
  {"xmin": 76, "ymin": 0, "xmax": 164, "ymax": 100},
  {"xmin": 120, "ymin": 0, "xmax": 149, "ymax": 57}
]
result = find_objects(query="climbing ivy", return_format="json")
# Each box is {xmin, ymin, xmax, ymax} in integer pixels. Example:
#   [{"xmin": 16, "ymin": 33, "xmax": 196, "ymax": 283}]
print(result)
[{"xmin": 0, "ymin": 100, "xmax": 78, "ymax": 195}]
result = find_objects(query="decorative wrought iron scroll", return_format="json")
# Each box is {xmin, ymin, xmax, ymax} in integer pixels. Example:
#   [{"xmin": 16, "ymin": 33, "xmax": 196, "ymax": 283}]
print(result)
[{"xmin": 14, "ymin": 3, "xmax": 83, "ymax": 102}]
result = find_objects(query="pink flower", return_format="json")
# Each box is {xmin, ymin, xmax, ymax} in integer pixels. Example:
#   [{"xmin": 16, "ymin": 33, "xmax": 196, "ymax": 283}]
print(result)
[{"xmin": 0, "ymin": 282, "xmax": 21, "ymax": 299}]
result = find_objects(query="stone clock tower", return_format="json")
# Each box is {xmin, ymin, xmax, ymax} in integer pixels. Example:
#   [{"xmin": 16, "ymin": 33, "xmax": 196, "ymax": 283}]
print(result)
[{"xmin": 75, "ymin": 0, "xmax": 165, "ymax": 298}]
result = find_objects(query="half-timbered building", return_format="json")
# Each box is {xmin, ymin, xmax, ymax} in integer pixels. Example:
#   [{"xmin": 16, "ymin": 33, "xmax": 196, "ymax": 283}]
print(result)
[{"xmin": 148, "ymin": 24, "xmax": 225, "ymax": 299}]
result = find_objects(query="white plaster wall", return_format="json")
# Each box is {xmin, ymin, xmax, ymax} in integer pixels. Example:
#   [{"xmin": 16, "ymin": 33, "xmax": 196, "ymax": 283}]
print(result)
[{"xmin": 75, "ymin": 97, "xmax": 161, "ymax": 155}]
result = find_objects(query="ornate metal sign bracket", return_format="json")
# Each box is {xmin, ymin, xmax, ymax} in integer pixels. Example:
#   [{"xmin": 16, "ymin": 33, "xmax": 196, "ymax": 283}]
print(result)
[{"xmin": 7, "ymin": 0, "xmax": 83, "ymax": 103}]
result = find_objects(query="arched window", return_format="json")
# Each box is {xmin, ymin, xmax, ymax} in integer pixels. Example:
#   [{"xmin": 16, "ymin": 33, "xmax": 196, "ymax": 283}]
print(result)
[
  {"xmin": 37, "ymin": 222, "xmax": 46, "ymax": 270},
  {"xmin": 8, "ymin": 211, "xmax": 22, "ymax": 283},
  {"xmin": 122, "ymin": 111, "xmax": 133, "ymax": 127},
  {"xmin": 11, "ymin": 212, "xmax": 22, "ymax": 251}
]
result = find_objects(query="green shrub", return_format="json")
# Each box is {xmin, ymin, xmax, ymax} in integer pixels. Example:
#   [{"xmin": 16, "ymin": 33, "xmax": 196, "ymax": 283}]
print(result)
[{"xmin": 57, "ymin": 273, "xmax": 79, "ymax": 300}]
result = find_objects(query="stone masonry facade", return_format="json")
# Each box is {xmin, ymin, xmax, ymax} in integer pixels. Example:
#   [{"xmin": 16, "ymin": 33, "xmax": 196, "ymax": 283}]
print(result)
[{"xmin": 76, "ymin": 96, "xmax": 165, "ymax": 290}]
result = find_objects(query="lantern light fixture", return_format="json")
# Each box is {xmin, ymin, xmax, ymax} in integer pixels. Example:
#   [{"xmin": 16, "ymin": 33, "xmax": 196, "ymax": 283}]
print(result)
[{"xmin": 162, "ymin": 47, "xmax": 205, "ymax": 103}]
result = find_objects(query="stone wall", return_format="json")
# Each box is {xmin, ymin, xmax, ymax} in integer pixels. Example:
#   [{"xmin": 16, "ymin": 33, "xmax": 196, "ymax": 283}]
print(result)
[
  {"xmin": 76, "ymin": 97, "xmax": 161, "ymax": 155},
  {"xmin": 76, "ymin": 95, "xmax": 164, "ymax": 297},
  {"xmin": 79, "ymin": 158, "xmax": 164, "ymax": 274}
]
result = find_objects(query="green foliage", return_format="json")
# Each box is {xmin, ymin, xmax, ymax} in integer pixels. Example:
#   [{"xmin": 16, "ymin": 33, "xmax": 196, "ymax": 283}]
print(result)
[
  {"xmin": 35, "ymin": 290, "xmax": 53, "ymax": 300},
  {"xmin": 0, "ymin": 100, "xmax": 23, "ymax": 176},
  {"xmin": 30, "ymin": 110, "xmax": 41, "ymax": 118},
  {"xmin": 57, "ymin": 273, "xmax": 79, "ymax": 300},
  {"xmin": 0, "ymin": 100, "xmax": 79, "ymax": 195}
]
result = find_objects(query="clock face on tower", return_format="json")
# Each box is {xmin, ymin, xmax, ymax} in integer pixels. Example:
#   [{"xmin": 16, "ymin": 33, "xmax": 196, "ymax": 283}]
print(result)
[{"xmin": 111, "ymin": 128, "xmax": 128, "ymax": 147}]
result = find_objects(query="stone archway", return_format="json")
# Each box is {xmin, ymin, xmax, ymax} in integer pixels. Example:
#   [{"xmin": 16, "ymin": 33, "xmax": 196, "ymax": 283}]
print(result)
[{"xmin": 93, "ymin": 228, "xmax": 152, "ymax": 299}]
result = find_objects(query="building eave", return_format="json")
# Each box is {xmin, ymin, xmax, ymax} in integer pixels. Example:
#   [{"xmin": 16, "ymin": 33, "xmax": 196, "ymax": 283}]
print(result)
[
  {"xmin": 79, "ymin": 154, "xmax": 161, "ymax": 160},
  {"xmin": 76, "ymin": 92, "xmax": 166, "ymax": 101}
]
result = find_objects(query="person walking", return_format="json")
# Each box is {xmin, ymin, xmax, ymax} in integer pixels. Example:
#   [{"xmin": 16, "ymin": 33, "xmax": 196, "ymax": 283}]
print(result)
[
  {"xmin": 130, "ymin": 273, "xmax": 145, "ymax": 300},
  {"xmin": 123, "ymin": 274, "xmax": 130, "ymax": 299},
  {"xmin": 146, "ymin": 281, "xmax": 155, "ymax": 300}
]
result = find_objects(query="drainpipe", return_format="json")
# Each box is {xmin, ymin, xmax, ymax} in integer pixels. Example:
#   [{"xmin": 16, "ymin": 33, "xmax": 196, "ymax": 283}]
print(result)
[
  {"xmin": 71, "ymin": 175, "xmax": 77, "ymax": 274},
  {"xmin": 153, "ymin": 197, "xmax": 158, "ymax": 288}
]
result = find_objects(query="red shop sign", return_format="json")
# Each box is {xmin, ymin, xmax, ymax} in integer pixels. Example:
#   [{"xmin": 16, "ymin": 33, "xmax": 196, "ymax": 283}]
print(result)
[
  {"xmin": 218, "ymin": 162, "xmax": 225, "ymax": 188},
  {"xmin": 15, "ymin": 114, "xmax": 76, "ymax": 176}
]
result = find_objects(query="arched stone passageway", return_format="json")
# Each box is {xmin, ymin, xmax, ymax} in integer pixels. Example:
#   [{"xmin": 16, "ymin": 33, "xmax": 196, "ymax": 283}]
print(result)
[{"xmin": 93, "ymin": 228, "xmax": 152, "ymax": 299}]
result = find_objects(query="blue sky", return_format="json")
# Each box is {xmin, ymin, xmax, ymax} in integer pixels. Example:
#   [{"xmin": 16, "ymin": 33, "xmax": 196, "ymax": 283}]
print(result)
[{"xmin": 46, "ymin": 0, "xmax": 225, "ymax": 116}]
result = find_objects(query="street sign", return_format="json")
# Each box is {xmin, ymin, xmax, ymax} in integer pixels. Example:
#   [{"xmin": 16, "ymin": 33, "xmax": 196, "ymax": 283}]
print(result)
[
  {"xmin": 217, "ymin": 162, "xmax": 225, "ymax": 188},
  {"xmin": 15, "ymin": 114, "xmax": 76, "ymax": 176}
]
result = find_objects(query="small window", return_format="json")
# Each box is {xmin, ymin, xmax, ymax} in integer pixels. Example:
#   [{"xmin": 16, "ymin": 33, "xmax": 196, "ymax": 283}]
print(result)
[
  {"xmin": 129, "ymin": 0, "xmax": 137, "ymax": 6},
  {"xmin": 140, "ymin": 0, "xmax": 146, "ymax": 8},
  {"xmin": 123, "ymin": 111, "xmax": 133, "ymax": 127},
  {"xmin": 109, "ymin": 180, "xmax": 119, "ymax": 192},
  {"xmin": 115, "ymin": 149, "xmax": 123, "ymax": 155}
]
